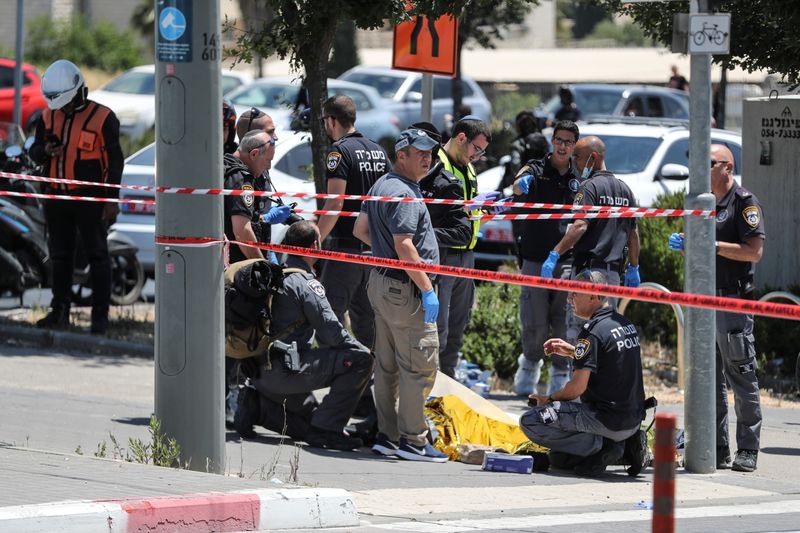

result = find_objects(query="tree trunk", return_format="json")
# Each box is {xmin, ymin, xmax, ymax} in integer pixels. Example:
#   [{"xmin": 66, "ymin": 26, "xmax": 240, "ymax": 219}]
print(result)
[
  {"xmin": 451, "ymin": 36, "xmax": 465, "ymax": 121},
  {"xmin": 297, "ymin": 26, "xmax": 337, "ymax": 204}
]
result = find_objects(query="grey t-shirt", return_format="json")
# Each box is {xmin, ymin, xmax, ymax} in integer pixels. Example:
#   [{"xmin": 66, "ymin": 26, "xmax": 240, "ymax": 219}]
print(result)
[{"xmin": 361, "ymin": 172, "xmax": 439, "ymax": 267}]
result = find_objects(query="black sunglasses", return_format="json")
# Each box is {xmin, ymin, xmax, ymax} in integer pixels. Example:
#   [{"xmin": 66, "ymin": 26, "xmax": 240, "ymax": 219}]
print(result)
[
  {"xmin": 711, "ymin": 159, "xmax": 729, "ymax": 168},
  {"xmin": 246, "ymin": 107, "xmax": 264, "ymax": 132}
]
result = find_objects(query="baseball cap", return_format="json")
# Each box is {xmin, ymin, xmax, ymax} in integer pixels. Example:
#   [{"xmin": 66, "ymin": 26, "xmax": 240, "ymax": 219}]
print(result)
[{"xmin": 395, "ymin": 128, "xmax": 439, "ymax": 153}]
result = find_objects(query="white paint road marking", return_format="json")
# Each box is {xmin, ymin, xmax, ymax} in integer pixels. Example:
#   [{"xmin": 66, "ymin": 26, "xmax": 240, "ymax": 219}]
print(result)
[{"xmin": 371, "ymin": 499, "xmax": 800, "ymax": 532}]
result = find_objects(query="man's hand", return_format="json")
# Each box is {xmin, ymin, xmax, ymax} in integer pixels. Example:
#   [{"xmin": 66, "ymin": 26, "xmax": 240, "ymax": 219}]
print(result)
[
  {"xmin": 540, "ymin": 250, "xmax": 560, "ymax": 278},
  {"xmin": 516, "ymin": 173, "xmax": 534, "ymax": 194},
  {"xmin": 262, "ymin": 205, "xmax": 293, "ymax": 225},
  {"xmin": 668, "ymin": 232, "xmax": 685, "ymax": 252},
  {"xmin": 421, "ymin": 289, "xmax": 439, "ymax": 324},
  {"xmin": 543, "ymin": 338, "xmax": 575, "ymax": 357},
  {"xmin": 102, "ymin": 203, "xmax": 120, "ymax": 223},
  {"xmin": 528, "ymin": 394, "xmax": 551, "ymax": 407},
  {"xmin": 624, "ymin": 264, "xmax": 640, "ymax": 287},
  {"xmin": 44, "ymin": 142, "xmax": 63, "ymax": 158}
]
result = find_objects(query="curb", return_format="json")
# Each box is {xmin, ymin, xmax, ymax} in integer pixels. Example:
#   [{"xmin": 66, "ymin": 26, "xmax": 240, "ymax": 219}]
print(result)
[
  {"xmin": 0, "ymin": 323, "xmax": 153, "ymax": 358},
  {"xmin": 0, "ymin": 488, "xmax": 359, "ymax": 532}
]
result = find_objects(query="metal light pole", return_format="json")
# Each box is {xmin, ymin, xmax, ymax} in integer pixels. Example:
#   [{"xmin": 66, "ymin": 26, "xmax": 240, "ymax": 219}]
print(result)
[
  {"xmin": 154, "ymin": 0, "xmax": 224, "ymax": 473},
  {"xmin": 683, "ymin": 0, "xmax": 717, "ymax": 474}
]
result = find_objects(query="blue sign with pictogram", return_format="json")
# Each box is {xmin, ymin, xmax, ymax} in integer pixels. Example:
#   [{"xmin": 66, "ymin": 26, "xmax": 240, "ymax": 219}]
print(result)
[{"xmin": 157, "ymin": 0, "xmax": 192, "ymax": 63}]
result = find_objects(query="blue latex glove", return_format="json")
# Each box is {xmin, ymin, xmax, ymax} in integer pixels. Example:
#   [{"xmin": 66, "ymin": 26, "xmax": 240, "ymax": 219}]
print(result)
[
  {"xmin": 540, "ymin": 250, "xmax": 560, "ymax": 278},
  {"xmin": 625, "ymin": 264, "xmax": 640, "ymax": 288},
  {"xmin": 668, "ymin": 232, "xmax": 685, "ymax": 251},
  {"xmin": 421, "ymin": 289, "xmax": 439, "ymax": 324},
  {"xmin": 517, "ymin": 173, "xmax": 534, "ymax": 194},
  {"xmin": 268, "ymin": 251, "xmax": 279, "ymax": 264},
  {"xmin": 492, "ymin": 196, "xmax": 511, "ymax": 214},
  {"xmin": 467, "ymin": 191, "xmax": 501, "ymax": 209},
  {"xmin": 262, "ymin": 205, "xmax": 293, "ymax": 225}
]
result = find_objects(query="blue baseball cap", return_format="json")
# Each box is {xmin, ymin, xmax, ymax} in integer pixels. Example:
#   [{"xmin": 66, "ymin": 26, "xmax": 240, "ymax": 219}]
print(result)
[{"xmin": 395, "ymin": 128, "xmax": 439, "ymax": 153}]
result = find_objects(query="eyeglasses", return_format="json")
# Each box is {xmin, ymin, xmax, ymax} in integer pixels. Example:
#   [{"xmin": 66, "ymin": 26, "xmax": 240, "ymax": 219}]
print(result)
[
  {"xmin": 470, "ymin": 142, "xmax": 486, "ymax": 158},
  {"xmin": 246, "ymin": 107, "xmax": 264, "ymax": 132},
  {"xmin": 711, "ymin": 159, "xmax": 729, "ymax": 168},
  {"xmin": 553, "ymin": 137, "xmax": 576, "ymax": 147}
]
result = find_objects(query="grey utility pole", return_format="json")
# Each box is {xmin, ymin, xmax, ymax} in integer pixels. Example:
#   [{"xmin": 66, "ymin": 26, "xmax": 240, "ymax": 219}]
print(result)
[
  {"xmin": 683, "ymin": 0, "xmax": 717, "ymax": 474},
  {"xmin": 421, "ymin": 73, "xmax": 433, "ymax": 123},
  {"xmin": 12, "ymin": 0, "xmax": 25, "ymax": 128},
  {"xmin": 154, "ymin": 0, "xmax": 224, "ymax": 473}
]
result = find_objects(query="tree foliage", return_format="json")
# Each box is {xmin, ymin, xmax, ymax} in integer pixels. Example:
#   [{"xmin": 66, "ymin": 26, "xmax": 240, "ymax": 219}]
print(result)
[{"xmin": 595, "ymin": 0, "xmax": 800, "ymax": 82}]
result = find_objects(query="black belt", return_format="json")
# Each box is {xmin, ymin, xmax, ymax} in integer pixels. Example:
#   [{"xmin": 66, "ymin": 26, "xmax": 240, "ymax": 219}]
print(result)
[
  {"xmin": 717, "ymin": 277, "xmax": 754, "ymax": 299},
  {"xmin": 440, "ymin": 247, "xmax": 473, "ymax": 256},
  {"xmin": 574, "ymin": 255, "xmax": 620, "ymax": 273},
  {"xmin": 376, "ymin": 267, "xmax": 409, "ymax": 283}
]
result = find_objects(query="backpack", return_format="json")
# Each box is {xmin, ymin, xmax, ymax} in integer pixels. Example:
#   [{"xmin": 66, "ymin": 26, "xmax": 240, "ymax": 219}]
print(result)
[{"xmin": 224, "ymin": 258, "xmax": 305, "ymax": 359}]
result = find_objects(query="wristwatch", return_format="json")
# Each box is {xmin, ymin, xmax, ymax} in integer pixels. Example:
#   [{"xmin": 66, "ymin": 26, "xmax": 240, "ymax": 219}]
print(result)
[
  {"xmin": 715, "ymin": 241, "xmax": 720, "ymax": 254},
  {"xmin": 547, "ymin": 395, "xmax": 555, "ymax": 403}
]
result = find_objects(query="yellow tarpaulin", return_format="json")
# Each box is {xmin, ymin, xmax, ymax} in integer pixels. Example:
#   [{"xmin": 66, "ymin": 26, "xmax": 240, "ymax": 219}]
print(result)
[{"xmin": 425, "ymin": 372, "xmax": 547, "ymax": 461}]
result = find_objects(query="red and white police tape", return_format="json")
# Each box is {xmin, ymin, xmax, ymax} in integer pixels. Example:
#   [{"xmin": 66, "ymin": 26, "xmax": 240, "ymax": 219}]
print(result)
[
  {"xmin": 0, "ymin": 170, "xmax": 714, "ymax": 218},
  {"xmin": 155, "ymin": 235, "xmax": 800, "ymax": 321}
]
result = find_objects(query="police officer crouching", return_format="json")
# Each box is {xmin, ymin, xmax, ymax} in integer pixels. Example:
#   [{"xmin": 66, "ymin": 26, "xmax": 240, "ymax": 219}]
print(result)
[
  {"xmin": 236, "ymin": 221, "xmax": 374, "ymax": 451},
  {"xmin": 520, "ymin": 270, "xmax": 648, "ymax": 476}
]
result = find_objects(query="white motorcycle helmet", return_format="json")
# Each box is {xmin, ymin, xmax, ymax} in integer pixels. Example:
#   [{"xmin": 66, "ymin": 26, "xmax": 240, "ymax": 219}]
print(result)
[{"xmin": 41, "ymin": 59, "xmax": 85, "ymax": 110}]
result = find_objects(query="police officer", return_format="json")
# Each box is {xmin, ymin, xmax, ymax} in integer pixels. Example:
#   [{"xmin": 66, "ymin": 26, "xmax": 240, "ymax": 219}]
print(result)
[
  {"xmin": 317, "ymin": 95, "xmax": 390, "ymax": 348},
  {"xmin": 668, "ymin": 144, "xmax": 764, "ymax": 473},
  {"xmin": 511, "ymin": 121, "xmax": 582, "ymax": 397},
  {"xmin": 520, "ymin": 270, "xmax": 647, "ymax": 477},
  {"xmin": 238, "ymin": 221, "xmax": 374, "ymax": 451},
  {"xmin": 31, "ymin": 60, "xmax": 124, "ymax": 334},
  {"xmin": 223, "ymin": 130, "xmax": 292, "ymax": 264},
  {"xmin": 430, "ymin": 116, "xmax": 498, "ymax": 379}
]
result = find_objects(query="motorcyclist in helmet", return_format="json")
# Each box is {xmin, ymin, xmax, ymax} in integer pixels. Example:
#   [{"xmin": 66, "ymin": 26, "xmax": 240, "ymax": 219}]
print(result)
[{"xmin": 29, "ymin": 59, "xmax": 124, "ymax": 334}]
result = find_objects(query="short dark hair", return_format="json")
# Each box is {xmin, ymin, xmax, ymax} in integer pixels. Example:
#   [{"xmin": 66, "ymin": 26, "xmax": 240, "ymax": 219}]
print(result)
[
  {"xmin": 552, "ymin": 120, "xmax": 580, "ymax": 142},
  {"xmin": 322, "ymin": 95, "xmax": 356, "ymax": 129},
  {"xmin": 451, "ymin": 117, "xmax": 491, "ymax": 143},
  {"xmin": 284, "ymin": 220, "xmax": 318, "ymax": 248}
]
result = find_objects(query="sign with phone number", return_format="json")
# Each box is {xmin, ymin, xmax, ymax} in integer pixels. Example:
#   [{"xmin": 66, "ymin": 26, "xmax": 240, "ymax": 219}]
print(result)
[{"xmin": 760, "ymin": 116, "xmax": 800, "ymax": 139}]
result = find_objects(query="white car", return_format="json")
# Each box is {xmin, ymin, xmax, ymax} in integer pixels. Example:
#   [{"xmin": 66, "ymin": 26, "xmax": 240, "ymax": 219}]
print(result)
[
  {"xmin": 338, "ymin": 65, "xmax": 492, "ymax": 133},
  {"xmin": 89, "ymin": 65, "xmax": 253, "ymax": 140},
  {"xmin": 113, "ymin": 132, "xmax": 317, "ymax": 278},
  {"xmin": 474, "ymin": 118, "xmax": 743, "ymax": 265}
]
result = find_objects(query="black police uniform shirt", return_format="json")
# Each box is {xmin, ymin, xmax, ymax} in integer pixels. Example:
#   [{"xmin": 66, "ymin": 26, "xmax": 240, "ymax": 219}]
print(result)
[
  {"xmin": 573, "ymin": 170, "xmax": 637, "ymax": 265},
  {"xmin": 325, "ymin": 131, "xmax": 389, "ymax": 246},
  {"xmin": 272, "ymin": 256, "xmax": 368, "ymax": 354},
  {"xmin": 223, "ymin": 153, "xmax": 274, "ymax": 263},
  {"xmin": 419, "ymin": 163, "xmax": 472, "ymax": 249},
  {"xmin": 716, "ymin": 184, "xmax": 765, "ymax": 291},
  {"xmin": 572, "ymin": 306, "xmax": 645, "ymax": 431},
  {"xmin": 514, "ymin": 155, "xmax": 582, "ymax": 262}
]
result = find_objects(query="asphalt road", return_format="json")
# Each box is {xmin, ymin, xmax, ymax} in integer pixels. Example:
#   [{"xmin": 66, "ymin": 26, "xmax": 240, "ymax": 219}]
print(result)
[{"xmin": 1, "ymin": 342, "xmax": 800, "ymax": 532}]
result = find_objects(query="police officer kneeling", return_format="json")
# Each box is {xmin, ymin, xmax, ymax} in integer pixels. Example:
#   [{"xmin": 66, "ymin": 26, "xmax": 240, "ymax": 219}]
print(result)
[
  {"xmin": 238, "ymin": 221, "xmax": 374, "ymax": 451},
  {"xmin": 520, "ymin": 270, "xmax": 648, "ymax": 476}
]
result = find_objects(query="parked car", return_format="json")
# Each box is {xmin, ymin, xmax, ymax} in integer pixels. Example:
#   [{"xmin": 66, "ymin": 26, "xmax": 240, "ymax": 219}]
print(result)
[
  {"xmin": 89, "ymin": 64, "xmax": 253, "ymax": 140},
  {"xmin": 474, "ymin": 117, "xmax": 742, "ymax": 265},
  {"xmin": 113, "ymin": 131, "xmax": 317, "ymax": 278},
  {"xmin": 338, "ymin": 65, "xmax": 492, "ymax": 133},
  {"xmin": 0, "ymin": 59, "xmax": 47, "ymax": 133},
  {"xmin": 225, "ymin": 77, "xmax": 401, "ymax": 149},
  {"xmin": 536, "ymin": 84, "xmax": 690, "ymax": 127}
]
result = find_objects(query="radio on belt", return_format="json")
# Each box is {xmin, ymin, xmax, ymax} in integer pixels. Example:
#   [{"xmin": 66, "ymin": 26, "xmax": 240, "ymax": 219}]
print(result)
[{"xmin": 482, "ymin": 452, "xmax": 534, "ymax": 474}]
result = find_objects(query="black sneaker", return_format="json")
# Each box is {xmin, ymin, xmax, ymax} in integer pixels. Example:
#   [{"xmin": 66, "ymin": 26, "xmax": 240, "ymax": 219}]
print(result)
[
  {"xmin": 732, "ymin": 449, "xmax": 758, "ymax": 472},
  {"xmin": 371, "ymin": 432, "xmax": 400, "ymax": 457},
  {"xmin": 548, "ymin": 451, "xmax": 584, "ymax": 470},
  {"xmin": 717, "ymin": 446, "xmax": 732, "ymax": 469},
  {"xmin": 395, "ymin": 438, "xmax": 448, "ymax": 463},
  {"xmin": 36, "ymin": 307, "xmax": 70, "ymax": 329},
  {"xmin": 574, "ymin": 438, "xmax": 624, "ymax": 477},
  {"xmin": 623, "ymin": 429, "xmax": 649, "ymax": 477},
  {"xmin": 305, "ymin": 427, "xmax": 363, "ymax": 451}
]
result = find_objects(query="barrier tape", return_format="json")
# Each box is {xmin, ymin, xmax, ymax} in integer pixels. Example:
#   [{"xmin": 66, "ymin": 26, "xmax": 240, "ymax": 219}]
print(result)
[
  {"xmin": 0, "ymin": 171, "xmax": 714, "ymax": 217},
  {"xmin": 0, "ymin": 189, "xmax": 152, "ymax": 205},
  {"xmin": 155, "ymin": 235, "xmax": 800, "ymax": 321}
]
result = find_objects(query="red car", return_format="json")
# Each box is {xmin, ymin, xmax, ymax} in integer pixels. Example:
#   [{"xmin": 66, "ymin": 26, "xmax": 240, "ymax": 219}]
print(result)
[{"xmin": 0, "ymin": 58, "xmax": 48, "ymax": 132}]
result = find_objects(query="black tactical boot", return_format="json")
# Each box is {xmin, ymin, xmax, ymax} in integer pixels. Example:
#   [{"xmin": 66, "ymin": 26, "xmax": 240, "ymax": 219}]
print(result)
[
  {"xmin": 304, "ymin": 427, "xmax": 363, "ymax": 451},
  {"xmin": 574, "ymin": 438, "xmax": 624, "ymax": 477},
  {"xmin": 36, "ymin": 306, "xmax": 70, "ymax": 329},
  {"xmin": 234, "ymin": 385, "xmax": 261, "ymax": 439},
  {"xmin": 622, "ymin": 429, "xmax": 649, "ymax": 477}
]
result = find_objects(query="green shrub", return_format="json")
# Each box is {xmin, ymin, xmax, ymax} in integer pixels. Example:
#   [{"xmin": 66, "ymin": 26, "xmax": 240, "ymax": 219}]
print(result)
[
  {"xmin": 26, "ymin": 15, "xmax": 143, "ymax": 73},
  {"xmin": 463, "ymin": 281, "xmax": 522, "ymax": 379},
  {"xmin": 120, "ymin": 127, "xmax": 155, "ymax": 159},
  {"xmin": 753, "ymin": 285, "xmax": 800, "ymax": 384}
]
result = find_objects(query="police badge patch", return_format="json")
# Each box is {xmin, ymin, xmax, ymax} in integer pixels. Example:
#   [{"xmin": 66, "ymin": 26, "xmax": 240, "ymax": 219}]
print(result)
[
  {"xmin": 574, "ymin": 192, "xmax": 584, "ymax": 204},
  {"xmin": 568, "ymin": 178, "xmax": 580, "ymax": 193},
  {"xmin": 307, "ymin": 279, "xmax": 326, "ymax": 298},
  {"xmin": 327, "ymin": 151, "xmax": 342, "ymax": 171},
  {"xmin": 574, "ymin": 338, "xmax": 591, "ymax": 359},
  {"xmin": 716, "ymin": 209, "xmax": 729, "ymax": 223},
  {"xmin": 241, "ymin": 184, "xmax": 254, "ymax": 208},
  {"xmin": 742, "ymin": 206, "xmax": 760, "ymax": 228}
]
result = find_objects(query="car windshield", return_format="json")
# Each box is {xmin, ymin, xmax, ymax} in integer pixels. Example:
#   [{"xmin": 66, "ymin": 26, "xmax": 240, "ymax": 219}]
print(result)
[
  {"xmin": 544, "ymin": 88, "xmax": 624, "ymax": 116},
  {"xmin": 339, "ymin": 72, "xmax": 405, "ymax": 99},
  {"xmin": 127, "ymin": 143, "xmax": 155, "ymax": 166},
  {"xmin": 102, "ymin": 71, "xmax": 155, "ymax": 95},
  {"xmin": 229, "ymin": 84, "xmax": 297, "ymax": 109},
  {"xmin": 593, "ymin": 135, "xmax": 661, "ymax": 174}
]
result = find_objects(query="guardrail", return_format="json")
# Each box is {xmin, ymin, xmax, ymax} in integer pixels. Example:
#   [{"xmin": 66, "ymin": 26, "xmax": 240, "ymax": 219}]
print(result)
[
  {"xmin": 618, "ymin": 282, "xmax": 685, "ymax": 390},
  {"xmin": 758, "ymin": 292, "xmax": 800, "ymax": 392}
]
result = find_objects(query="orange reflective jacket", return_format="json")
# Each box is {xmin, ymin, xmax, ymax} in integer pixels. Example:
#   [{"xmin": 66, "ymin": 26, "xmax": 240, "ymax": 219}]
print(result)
[{"xmin": 42, "ymin": 101, "xmax": 112, "ymax": 189}]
